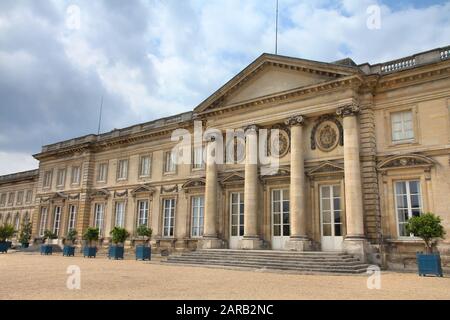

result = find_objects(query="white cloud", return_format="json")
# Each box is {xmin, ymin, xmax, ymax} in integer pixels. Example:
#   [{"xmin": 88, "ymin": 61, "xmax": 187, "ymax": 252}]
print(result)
[
  {"xmin": 0, "ymin": 152, "xmax": 38, "ymax": 175},
  {"xmin": 1, "ymin": 0, "xmax": 450, "ymax": 175}
]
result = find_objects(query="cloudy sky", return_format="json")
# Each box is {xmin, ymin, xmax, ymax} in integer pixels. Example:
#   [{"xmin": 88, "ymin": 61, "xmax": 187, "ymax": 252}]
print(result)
[{"xmin": 0, "ymin": 0, "xmax": 449, "ymax": 175}]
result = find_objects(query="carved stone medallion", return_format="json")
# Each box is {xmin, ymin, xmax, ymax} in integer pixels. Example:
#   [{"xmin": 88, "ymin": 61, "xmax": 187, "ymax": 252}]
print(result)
[
  {"xmin": 315, "ymin": 121, "xmax": 339, "ymax": 152},
  {"xmin": 267, "ymin": 128, "xmax": 290, "ymax": 158}
]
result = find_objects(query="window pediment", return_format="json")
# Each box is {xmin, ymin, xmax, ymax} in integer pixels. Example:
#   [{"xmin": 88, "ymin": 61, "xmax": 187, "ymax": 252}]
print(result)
[
  {"xmin": 377, "ymin": 154, "xmax": 435, "ymax": 172},
  {"xmin": 220, "ymin": 172, "xmax": 245, "ymax": 186},
  {"xmin": 182, "ymin": 179, "xmax": 206, "ymax": 193},
  {"xmin": 307, "ymin": 161, "xmax": 344, "ymax": 178},
  {"xmin": 131, "ymin": 184, "xmax": 156, "ymax": 197}
]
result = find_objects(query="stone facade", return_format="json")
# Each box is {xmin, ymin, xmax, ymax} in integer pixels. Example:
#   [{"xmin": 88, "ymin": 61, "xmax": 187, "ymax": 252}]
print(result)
[{"xmin": 1, "ymin": 45, "xmax": 450, "ymax": 269}]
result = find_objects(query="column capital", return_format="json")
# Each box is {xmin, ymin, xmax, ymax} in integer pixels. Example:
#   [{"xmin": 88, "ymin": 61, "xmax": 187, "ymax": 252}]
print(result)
[
  {"xmin": 243, "ymin": 124, "xmax": 259, "ymax": 132},
  {"xmin": 204, "ymin": 131, "xmax": 219, "ymax": 142},
  {"xmin": 285, "ymin": 115, "xmax": 306, "ymax": 126},
  {"xmin": 336, "ymin": 104, "xmax": 360, "ymax": 117}
]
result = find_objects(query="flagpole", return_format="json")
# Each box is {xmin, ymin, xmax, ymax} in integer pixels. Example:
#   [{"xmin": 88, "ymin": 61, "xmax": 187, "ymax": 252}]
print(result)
[{"xmin": 275, "ymin": 0, "xmax": 279, "ymax": 55}]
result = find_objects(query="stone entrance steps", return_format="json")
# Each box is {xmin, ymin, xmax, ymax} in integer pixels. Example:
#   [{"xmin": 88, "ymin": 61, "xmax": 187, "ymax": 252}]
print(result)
[{"xmin": 165, "ymin": 249, "xmax": 369, "ymax": 274}]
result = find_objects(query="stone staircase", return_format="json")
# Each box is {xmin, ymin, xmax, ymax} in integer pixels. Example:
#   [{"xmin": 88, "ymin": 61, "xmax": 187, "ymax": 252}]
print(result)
[{"xmin": 165, "ymin": 249, "xmax": 369, "ymax": 274}]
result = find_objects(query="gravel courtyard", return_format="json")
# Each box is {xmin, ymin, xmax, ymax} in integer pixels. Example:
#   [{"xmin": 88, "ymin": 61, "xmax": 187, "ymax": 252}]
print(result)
[{"xmin": 1, "ymin": 253, "xmax": 449, "ymax": 300}]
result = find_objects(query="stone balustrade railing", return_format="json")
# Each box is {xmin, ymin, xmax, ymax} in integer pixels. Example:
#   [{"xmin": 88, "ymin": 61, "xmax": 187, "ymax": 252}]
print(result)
[
  {"xmin": 40, "ymin": 112, "xmax": 193, "ymax": 153},
  {"xmin": 441, "ymin": 47, "xmax": 450, "ymax": 60},
  {"xmin": 381, "ymin": 58, "xmax": 416, "ymax": 73}
]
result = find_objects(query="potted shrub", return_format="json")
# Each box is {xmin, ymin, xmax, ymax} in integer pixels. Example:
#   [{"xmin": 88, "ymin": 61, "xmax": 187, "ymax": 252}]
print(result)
[
  {"xmin": 83, "ymin": 227, "xmax": 99, "ymax": 258},
  {"xmin": 0, "ymin": 224, "xmax": 16, "ymax": 253},
  {"xmin": 63, "ymin": 229, "xmax": 78, "ymax": 257},
  {"xmin": 406, "ymin": 212, "xmax": 446, "ymax": 277},
  {"xmin": 41, "ymin": 230, "xmax": 57, "ymax": 255},
  {"xmin": 18, "ymin": 222, "xmax": 32, "ymax": 248},
  {"xmin": 109, "ymin": 227, "xmax": 129, "ymax": 260},
  {"xmin": 135, "ymin": 224, "xmax": 152, "ymax": 261}
]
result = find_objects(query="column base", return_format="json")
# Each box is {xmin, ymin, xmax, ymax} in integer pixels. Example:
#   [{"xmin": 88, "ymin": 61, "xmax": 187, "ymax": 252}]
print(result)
[
  {"xmin": 197, "ymin": 238, "xmax": 223, "ymax": 249},
  {"xmin": 239, "ymin": 237, "xmax": 263, "ymax": 250},
  {"xmin": 343, "ymin": 237, "xmax": 369, "ymax": 263},
  {"xmin": 286, "ymin": 237, "xmax": 312, "ymax": 251}
]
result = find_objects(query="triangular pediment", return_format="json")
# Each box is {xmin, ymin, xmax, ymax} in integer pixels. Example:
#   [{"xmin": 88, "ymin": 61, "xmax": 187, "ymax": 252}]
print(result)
[
  {"xmin": 226, "ymin": 65, "xmax": 335, "ymax": 105},
  {"xmin": 131, "ymin": 184, "xmax": 156, "ymax": 196},
  {"xmin": 307, "ymin": 161, "xmax": 344, "ymax": 177},
  {"xmin": 220, "ymin": 172, "xmax": 245, "ymax": 185},
  {"xmin": 194, "ymin": 53, "xmax": 360, "ymax": 114}
]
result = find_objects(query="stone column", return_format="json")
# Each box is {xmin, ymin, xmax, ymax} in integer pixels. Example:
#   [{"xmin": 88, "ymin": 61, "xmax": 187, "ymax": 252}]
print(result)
[
  {"xmin": 336, "ymin": 104, "xmax": 368, "ymax": 261},
  {"xmin": 198, "ymin": 136, "xmax": 222, "ymax": 249},
  {"xmin": 240, "ymin": 124, "xmax": 263, "ymax": 249},
  {"xmin": 285, "ymin": 115, "xmax": 311, "ymax": 251}
]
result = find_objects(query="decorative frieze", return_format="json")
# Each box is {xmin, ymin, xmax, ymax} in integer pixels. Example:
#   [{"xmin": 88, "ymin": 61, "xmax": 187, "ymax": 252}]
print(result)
[{"xmin": 161, "ymin": 185, "xmax": 178, "ymax": 194}]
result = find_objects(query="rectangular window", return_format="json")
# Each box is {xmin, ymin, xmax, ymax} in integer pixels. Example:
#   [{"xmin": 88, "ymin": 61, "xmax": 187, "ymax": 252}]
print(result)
[
  {"xmin": 16, "ymin": 191, "xmax": 24, "ymax": 205},
  {"xmin": 97, "ymin": 163, "xmax": 108, "ymax": 182},
  {"xmin": 395, "ymin": 180, "xmax": 422, "ymax": 237},
  {"xmin": 39, "ymin": 207, "xmax": 48, "ymax": 237},
  {"xmin": 25, "ymin": 190, "xmax": 32, "ymax": 203},
  {"xmin": 68, "ymin": 205, "xmax": 77, "ymax": 232},
  {"xmin": 117, "ymin": 159, "xmax": 128, "ymax": 180},
  {"xmin": 0, "ymin": 193, "xmax": 6, "ymax": 206},
  {"xmin": 230, "ymin": 192, "xmax": 245, "ymax": 237},
  {"xmin": 43, "ymin": 170, "xmax": 52, "ymax": 188},
  {"xmin": 139, "ymin": 155, "xmax": 151, "ymax": 177},
  {"xmin": 56, "ymin": 169, "xmax": 66, "ymax": 187},
  {"xmin": 391, "ymin": 110, "xmax": 414, "ymax": 142},
  {"xmin": 192, "ymin": 146, "xmax": 204, "ymax": 169},
  {"xmin": 94, "ymin": 203, "xmax": 105, "ymax": 236},
  {"xmin": 163, "ymin": 198, "xmax": 175, "ymax": 237},
  {"xmin": 53, "ymin": 206, "xmax": 62, "ymax": 236},
  {"xmin": 164, "ymin": 151, "xmax": 176, "ymax": 173},
  {"xmin": 7, "ymin": 192, "xmax": 15, "ymax": 205},
  {"xmin": 137, "ymin": 200, "xmax": 149, "ymax": 227},
  {"xmin": 272, "ymin": 189, "xmax": 290, "ymax": 237},
  {"xmin": 71, "ymin": 166, "xmax": 80, "ymax": 184},
  {"xmin": 114, "ymin": 202, "xmax": 126, "ymax": 227},
  {"xmin": 191, "ymin": 196, "xmax": 204, "ymax": 237}
]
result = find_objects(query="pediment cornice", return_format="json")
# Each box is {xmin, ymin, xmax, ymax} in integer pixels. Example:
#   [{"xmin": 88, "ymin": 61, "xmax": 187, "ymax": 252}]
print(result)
[
  {"xmin": 194, "ymin": 53, "xmax": 362, "ymax": 116},
  {"xmin": 195, "ymin": 75, "xmax": 363, "ymax": 118}
]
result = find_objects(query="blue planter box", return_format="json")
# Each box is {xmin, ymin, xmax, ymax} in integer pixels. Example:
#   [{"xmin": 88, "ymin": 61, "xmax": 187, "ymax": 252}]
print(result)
[
  {"xmin": 108, "ymin": 246, "xmax": 124, "ymax": 260},
  {"xmin": 417, "ymin": 253, "xmax": 443, "ymax": 277},
  {"xmin": 63, "ymin": 246, "xmax": 75, "ymax": 257},
  {"xmin": 40, "ymin": 245, "xmax": 53, "ymax": 255},
  {"xmin": 83, "ymin": 246, "xmax": 97, "ymax": 258},
  {"xmin": 135, "ymin": 245, "xmax": 151, "ymax": 261},
  {"xmin": 6, "ymin": 241, "xmax": 12, "ymax": 249},
  {"xmin": 0, "ymin": 242, "xmax": 8, "ymax": 253}
]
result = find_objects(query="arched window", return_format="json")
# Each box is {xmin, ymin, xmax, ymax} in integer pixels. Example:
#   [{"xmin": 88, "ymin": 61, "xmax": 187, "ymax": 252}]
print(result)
[{"xmin": 24, "ymin": 211, "xmax": 29, "ymax": 223}]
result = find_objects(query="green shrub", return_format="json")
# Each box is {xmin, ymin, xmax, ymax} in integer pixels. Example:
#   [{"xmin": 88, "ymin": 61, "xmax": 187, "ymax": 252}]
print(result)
[
  {"xmin": 43, "ymin": 229, "xmax": 57, "ymax": 243},
  {"xmin": 110, "ymin": 227, "xmax": 130, "ymax": 245},
  {"xmin": 406, "ymin": 212, "xmax": 446, "ymax": 253},
  {"xmin": 65, "ymin": 229, "xmax": 78, "ymax": 244},
  {"xmin": 136, "ymin": 224, "xmax": 152, "ymax": 240},
  {"xmin": 18, "ymin": 222, "xmax": 32, "ymax": 244},
  {"xmin": 83, "ymin": 227, "xmax": 99, "ymax": 246},
  {"xmin": 0, "ymin": 224, "xmax": 16, "ymax": 242}
]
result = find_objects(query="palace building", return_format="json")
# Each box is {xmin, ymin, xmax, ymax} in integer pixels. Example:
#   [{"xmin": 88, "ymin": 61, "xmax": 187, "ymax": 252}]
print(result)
[{"xmin": 1, "ymin": 45, "xmax": 450, "ymax": 270}]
